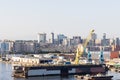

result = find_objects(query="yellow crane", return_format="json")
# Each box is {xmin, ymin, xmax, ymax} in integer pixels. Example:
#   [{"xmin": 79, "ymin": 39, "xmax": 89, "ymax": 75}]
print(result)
[{"xmin": 74, "ymin": 29, "xmax": 94, "ymax": 64}]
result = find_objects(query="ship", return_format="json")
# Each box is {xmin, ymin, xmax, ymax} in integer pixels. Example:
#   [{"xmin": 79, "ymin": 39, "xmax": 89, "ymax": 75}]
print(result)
[{"xmin": 12, "ymin": 63, "xmax": 108, "ymax": 78}]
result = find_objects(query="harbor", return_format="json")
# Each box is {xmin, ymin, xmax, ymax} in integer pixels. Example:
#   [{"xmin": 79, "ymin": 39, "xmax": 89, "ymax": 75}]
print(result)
[
  {"xmin": 0, "ymin": 29, "xmax": 120, "ymax": 80},
  {"xmin": 0, "ymin": 30, "xmax": 119, "ymax": 80},
  {"xmin": 1, "ymin": 52, "xmax": 108, "ymax": 78},
  {"xmin": 0, "ymin": 50, "xmax": 120, "ymax": 80},
  {"xmin": 1, "ymin": 0, "xmax": 120, "ymax": 79}
]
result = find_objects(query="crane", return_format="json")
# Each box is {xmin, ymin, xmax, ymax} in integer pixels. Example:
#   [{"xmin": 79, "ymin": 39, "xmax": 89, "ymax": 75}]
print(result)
[{"xmin": 74, "ymin": 29, "xmax": 94, "ymax": 64}]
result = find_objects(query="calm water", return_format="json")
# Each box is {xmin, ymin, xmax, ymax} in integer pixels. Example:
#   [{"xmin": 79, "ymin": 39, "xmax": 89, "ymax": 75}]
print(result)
[{"xmin": 0, "ymin": 62, "xmax": 120, "ymax": 80}]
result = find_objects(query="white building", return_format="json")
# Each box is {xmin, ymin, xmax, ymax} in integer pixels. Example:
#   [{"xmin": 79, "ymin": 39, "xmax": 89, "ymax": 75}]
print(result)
[
  {"xmin": 62, "ymin": 38, "xmax": 69, "ymax": 46},
  {"xmin": 49, "ymin": 32, "xmax": 54, "ymax": 44},
  {"xmin": 37, "ymin": 33, "xmax": 46, "ymax": 43}
]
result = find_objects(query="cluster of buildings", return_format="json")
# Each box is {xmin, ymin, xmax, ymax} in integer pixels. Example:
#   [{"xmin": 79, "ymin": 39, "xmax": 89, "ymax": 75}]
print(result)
[
  {"xmin": 0, "ymin": 32, "xmax": 120, "ymax": 54},
  {"xmin": 11, "ymin": 53, "xmax": 73, "ymax": 65}
]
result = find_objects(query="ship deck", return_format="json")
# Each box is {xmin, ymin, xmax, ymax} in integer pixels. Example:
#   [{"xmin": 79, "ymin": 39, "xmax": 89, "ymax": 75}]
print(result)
[{"xmin": 13, "ymin": 63, "xmax": 106, "ymax": 69}]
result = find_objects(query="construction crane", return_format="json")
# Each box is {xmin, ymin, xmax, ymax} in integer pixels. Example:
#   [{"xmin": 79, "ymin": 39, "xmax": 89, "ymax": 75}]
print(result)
[{"xmin": 74, "ymin": 29, "xmax": 94, "ymax": 64}]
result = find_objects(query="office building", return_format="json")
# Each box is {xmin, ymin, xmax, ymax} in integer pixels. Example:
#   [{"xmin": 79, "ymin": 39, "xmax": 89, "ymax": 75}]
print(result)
[
  {"xmin": 57, "ymin": 34, "xmax": 66, "ymax": 45},
  {"xmin": 49, "ymin": 32, "xmax": 54, "ymax": 44},
  {"xmin": 37, "ymin": 33, "xmax": 46, "ymax": 43}
]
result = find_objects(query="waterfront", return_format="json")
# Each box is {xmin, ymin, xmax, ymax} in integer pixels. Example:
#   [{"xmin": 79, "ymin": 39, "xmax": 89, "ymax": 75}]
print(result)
[{"xmin": 0, "ymin": 62, "xmax": 120, "ymax": 80}]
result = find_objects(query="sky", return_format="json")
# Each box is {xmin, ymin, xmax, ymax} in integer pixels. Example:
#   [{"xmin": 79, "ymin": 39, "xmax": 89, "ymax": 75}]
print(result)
[{"xmin": 0, "ymin": 0, "xmax": 120, "ymax": 40}]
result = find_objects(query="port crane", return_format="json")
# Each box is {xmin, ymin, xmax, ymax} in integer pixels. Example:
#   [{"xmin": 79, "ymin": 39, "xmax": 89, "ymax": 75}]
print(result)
[{"xmin": 74, "ymin": 29, "xmax": 94, "ymax": 64}]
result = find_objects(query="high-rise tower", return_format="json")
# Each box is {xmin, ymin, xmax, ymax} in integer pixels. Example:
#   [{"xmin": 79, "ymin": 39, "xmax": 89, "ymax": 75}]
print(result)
[
  {"xmin": 37, "ymin": 33, "xmax": 46, "ymax": 43},
  {"xmin": 49, "ymin": 32, "xmax": 54, "ymax": 44}
]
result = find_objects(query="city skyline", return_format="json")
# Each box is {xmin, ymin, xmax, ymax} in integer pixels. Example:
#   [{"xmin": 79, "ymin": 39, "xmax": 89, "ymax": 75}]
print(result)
[{"xmin": 0, "ymin": 0, "xmax": 120, "ymax": 40}]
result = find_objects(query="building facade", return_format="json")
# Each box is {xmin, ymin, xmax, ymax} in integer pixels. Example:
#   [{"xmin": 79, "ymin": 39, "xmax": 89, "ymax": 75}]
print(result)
[
  {"xmin": 37, "ymin": 33, "xmax": 46, "ymax": 43},
  {"xmin": 49, "ymin": 32, "xmax": 54, "ymax": 44}
]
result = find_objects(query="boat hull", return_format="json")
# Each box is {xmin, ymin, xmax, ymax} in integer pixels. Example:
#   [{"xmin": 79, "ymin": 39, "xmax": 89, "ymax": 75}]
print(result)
[{"xmin": 13, "ymin": 64, "xmax": 107, "ymax": 77}]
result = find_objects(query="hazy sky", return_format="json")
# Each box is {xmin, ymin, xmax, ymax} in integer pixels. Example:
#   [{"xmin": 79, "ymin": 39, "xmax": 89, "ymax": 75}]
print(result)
[{"xmin": 0, "ymin": 0, "xmax": 120, "ymax": 40}]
